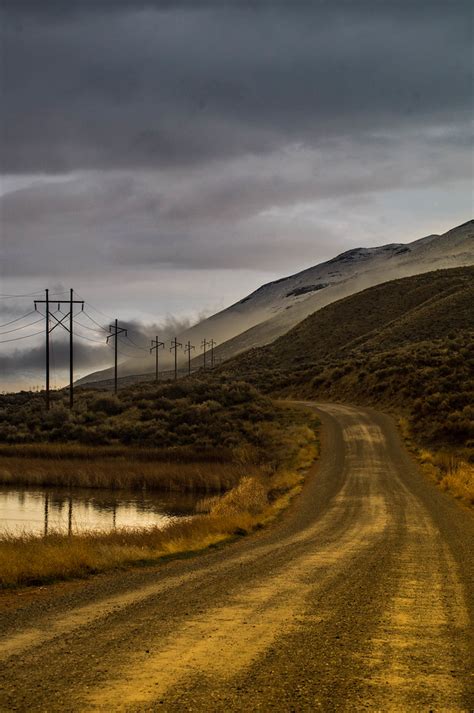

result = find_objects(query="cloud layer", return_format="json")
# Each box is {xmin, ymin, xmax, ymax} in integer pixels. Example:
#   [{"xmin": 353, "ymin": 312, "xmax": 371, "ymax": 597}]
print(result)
[
  {"xmin": 1, "ymin": 1, "xmax": 472, "ymax": 388},
  {"xmin": 2, "ymin": 2, "xmax": 472, "ymax": 173}
]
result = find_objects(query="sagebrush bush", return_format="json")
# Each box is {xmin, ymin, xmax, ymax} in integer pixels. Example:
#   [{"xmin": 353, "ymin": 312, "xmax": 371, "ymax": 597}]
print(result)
[{"xmin": 0, "ymin": 378, "xmax": 279, "ymax": 453}]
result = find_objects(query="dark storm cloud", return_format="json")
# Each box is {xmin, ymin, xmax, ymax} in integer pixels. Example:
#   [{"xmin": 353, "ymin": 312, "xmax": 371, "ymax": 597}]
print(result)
[
  {"xmin": 0, "ymin": 340, "xmax": 110, "ymax": 375},
  {"xmin": 1, "ymin": 126, "xmax": 471, "ymax": 277},
  {"xmin": 1, "ymin": 2, "xmax": 472, "ymax": 390},
  {"xmin": 0, "ymin": 314, "xmax": 196, "ymax": 375},
  {"xmin": 1, "ymin": 1, "xmax": 471, "ymax": 173}
]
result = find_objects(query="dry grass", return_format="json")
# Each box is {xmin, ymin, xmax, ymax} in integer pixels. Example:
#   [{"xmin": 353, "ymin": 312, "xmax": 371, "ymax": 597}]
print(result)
[
  {"xmin": 197, "ymin": 477, "xmax": 268, "ymax": 518},
  {"xmin": 0, "ymin": 443, "xmax": 232, "ymax": 462},
  {"xmin": 0, "ymin": 456, "xmax": 263, "ymax": 493},
  {"xmin": 0, "ymin": 474, "xmax": 302, "ymax": 589},
  {"xmin": 399, "ymin": 419, "xmax": 474, "ymax": 506},
  {"xmin": 418, "ymin": 449, "xmax": 474, "ymax": 506},
  {"xmin": 0, "ymin": 515, "xmax": 249, "ymax": 588},
  {"xmin": 0, "ymin": 421, "xmax": 319, "ymax": 588}
]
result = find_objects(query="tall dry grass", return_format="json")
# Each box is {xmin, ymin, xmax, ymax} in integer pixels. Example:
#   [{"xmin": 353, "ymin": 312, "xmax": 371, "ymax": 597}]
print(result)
[
  {"xmin": 0, "ymin": 456, "xmax": 263, "ymax": 493},
  {"xmin": 399, "ymin": 417, "xmax": 474, "ymax": 506},
  {"xmin": 418, "ymin": 449, "xmax": 474, "ymax": 505},
  {"xmin": 0, "ymin": 422, "xmax": 319, "ymax": 588},
  {"xmin": 0, "ymin": 443, "xmax": 232, "ymax": 462},
  {"xmin": 0, "ymin": 514, "xmax": 250, "ymax": 588}
]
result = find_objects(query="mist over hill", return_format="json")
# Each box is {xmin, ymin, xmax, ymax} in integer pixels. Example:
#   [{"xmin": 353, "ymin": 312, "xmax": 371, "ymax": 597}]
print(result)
[{"xmin": 78, "ymin": 220, "xmax": 474, "ymax": 387}]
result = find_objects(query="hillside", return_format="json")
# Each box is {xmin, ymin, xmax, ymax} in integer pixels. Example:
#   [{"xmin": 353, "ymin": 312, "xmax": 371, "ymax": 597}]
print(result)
[
  {"xmin": 78, "ymin": 220, "xmax": 474, "ymax": 386},
  {"xmin": 221, "ymin": 266, "xmax": 474, "ymax": 450}
]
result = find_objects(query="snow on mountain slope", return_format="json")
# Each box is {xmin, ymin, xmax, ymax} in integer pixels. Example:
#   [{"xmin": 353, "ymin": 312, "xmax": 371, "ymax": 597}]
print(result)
[{"xmin": 78, "ymin": 220, "xmax": 473, "ymax": 385}]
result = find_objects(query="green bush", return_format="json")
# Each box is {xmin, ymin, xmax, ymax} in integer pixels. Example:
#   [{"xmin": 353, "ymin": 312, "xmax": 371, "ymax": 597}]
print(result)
[{"xmin": 0, "ymin": 378, "xmax": 282, "ymax": 456}]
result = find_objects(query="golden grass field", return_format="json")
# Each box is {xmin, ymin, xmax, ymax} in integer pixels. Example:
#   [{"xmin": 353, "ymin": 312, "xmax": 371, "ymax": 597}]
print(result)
[
  {"xmin": 418, "ymin": 450, "xmax": 474, "ymax": 506},
  {"xmin": 0, "ymin": 456, "xmax": 259, "ymax": 493},
  {"xmin": 0, "ymin": 421, "xmax": 319, "ymax": 588},
  {"xmin": 398, "ymin": 417, "xmax": 474, "ymax": 506}
]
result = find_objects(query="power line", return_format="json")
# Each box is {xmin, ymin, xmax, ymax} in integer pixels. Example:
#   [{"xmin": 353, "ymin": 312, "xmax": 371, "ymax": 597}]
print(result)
[
  {"xmin": 74, "ymin": 293, "xmax": 114, "ymax": 321},
  {"xmin": 74, "ymin": 330, "xmax": 150, "ymax": 359},
  {"xmin": 201, "ymin": 338, "xmax": 210, "ymax": 369},
  {"xmin": 87, "ymin": 302, "xmax": 113, "ymax": 320},
  {"xmin": 34, "ymin": 289, "xmax": 84, "ymax": 409},
  {"xmin": 123, "ymin": 333, "xmax": 149, "ymax": 351},
  {"xmin": 81, "ymin": 310, "xmax": 110, "ymax": 333},
  {"xmin": 0, "ymin": 330, "xmax": 44, "ymax": 344},
  {"xmin": 74, "ymin": 330, "xmax": 109, "ymax": 345},
  {"xmin": 150, "ymin": 336, "xmax": 165, "ymax": 382},
  {"xmin": 0, "ymin": 316, "xmax": 44, "ymax": 335},
  {"xmin": 117, "ymin": 340, "xmax": 150, "ymax": 358},
  {"xmin": 0, "ymin": 310, "xmax": 36, "ymax": 328},
  {"xmin": 0, "ymin": 290, "xmax": 45, "ymax": 299},
  {"xmin": 170, "ymin": 337, "xmax": 182, "ymax": 381},
  {"xmin": 50, "ymin": 327, "xmax": 57, "ymax": 391},
  {"xmin": 75, "ymin": 330, "xmax": 139, "ymax": 356},
  {"xmin": 74, "ymin": 318, "xmax": 107, "ymax": 335},
  {"xmin": 126, "ymin": 324, "xmax": 154, "ymax": 339},
  {"xmin": 82, "ymin": 302, "xmax": 156, "ymax": 350},
  {"xmin": 107, "ymin": 319, "xmax": 128, "ymax": 393},
  {"xmin": 209, "ymin": 338, "xmax": 217, "ymax": 368},
  {"xmin": 0, "ymin": 290, "xmax": 69, "ymax": 300},
  {"xmin": 80, "ymin": 312, "xmax": 150, "ymax": 356},
  {"xmin": 184, "ymin": 340, "xmax": 195, "ymax": 376}
]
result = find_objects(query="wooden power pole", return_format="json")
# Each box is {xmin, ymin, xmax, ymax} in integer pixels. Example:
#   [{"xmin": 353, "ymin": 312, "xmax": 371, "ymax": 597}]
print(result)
[
  {"xmin": 184, "ymin": 340, "xmax": 195, "ymax": 376},
  {"xmin": 170, "ymin": 337, "xmax": 182, "ymax": 380},
  {"xmin": 209, "ymin": 338, "xmax": 217, "ymax": 368},
  {"xmin": 34, "ymin": 288, "xmax": 84, "ymax": 409},
  {"xmin": 201, "ymin": 338, "xmax": 210, "ymax": 370},
  {"xmin": 107, "ymin": 319, "xmax": 128, "ymax": 393},
  {"xmin": 150, "ymin": 336, "xmax": 165, "ymax": 382}
]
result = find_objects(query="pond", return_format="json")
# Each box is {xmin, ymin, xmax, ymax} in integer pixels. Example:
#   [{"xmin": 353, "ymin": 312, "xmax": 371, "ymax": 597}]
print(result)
[{"xmin": 0, "ymin": 485, "xmax": 200, "ymax": 537}]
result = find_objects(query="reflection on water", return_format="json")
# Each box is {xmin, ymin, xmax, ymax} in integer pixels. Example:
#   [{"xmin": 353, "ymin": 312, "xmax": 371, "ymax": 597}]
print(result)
[{"xmin": 0, "ymin": 486, "xmax": 198, "ymax": 537}]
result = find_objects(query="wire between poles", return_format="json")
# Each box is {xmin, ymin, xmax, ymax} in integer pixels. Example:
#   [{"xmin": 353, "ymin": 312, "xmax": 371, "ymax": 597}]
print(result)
[
  {"xmin": 0, "ymin": 316, "xmax": 44, "ymax": 335},
  {"xmin": 0, "ymin": 330, "xmax": 44, "ymax": 344},
  {"xmin": 0, "ymin": 310, "xmax": 36, "ymax": 328}
]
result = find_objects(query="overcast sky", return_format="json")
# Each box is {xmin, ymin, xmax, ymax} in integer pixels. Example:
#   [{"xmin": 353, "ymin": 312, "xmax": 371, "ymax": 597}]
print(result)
[{"xmin": 0, "ymin": 1, "xmax": 472, "ymax": 388}]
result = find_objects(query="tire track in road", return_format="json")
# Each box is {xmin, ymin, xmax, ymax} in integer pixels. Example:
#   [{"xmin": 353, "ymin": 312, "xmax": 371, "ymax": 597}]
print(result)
[
  {"xmin": 86, "ymin": 495, "xmax": 388, "ymax": 710},
  {"xmin": 358, "ymin": 484, "xmax": 471, "ymax": 711},
  {"xmin": 85, "ymin": 406, "xmax": 394, "ymax": 710},
  {"xmin": 0, "ymin": 402, "xmax": 472, "ymax": 712}
]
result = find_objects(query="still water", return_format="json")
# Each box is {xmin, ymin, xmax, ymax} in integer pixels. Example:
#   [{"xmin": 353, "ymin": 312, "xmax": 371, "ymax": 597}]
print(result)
[{"xmin": 0, "ymin": 486, "xmax": 199, "ymax": 537}]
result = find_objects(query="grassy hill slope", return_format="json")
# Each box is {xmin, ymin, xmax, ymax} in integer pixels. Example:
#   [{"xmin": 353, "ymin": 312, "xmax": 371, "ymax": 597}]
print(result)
[{"xmin": 222, "ymin": 266, "xmax": 474, "ymax": 451}]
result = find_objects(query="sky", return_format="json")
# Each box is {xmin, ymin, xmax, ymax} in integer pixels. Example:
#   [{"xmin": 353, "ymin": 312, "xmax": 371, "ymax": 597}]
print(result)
[{"xmin": 0, "ymin": 1, "xmax": 472, "ymax": 389}]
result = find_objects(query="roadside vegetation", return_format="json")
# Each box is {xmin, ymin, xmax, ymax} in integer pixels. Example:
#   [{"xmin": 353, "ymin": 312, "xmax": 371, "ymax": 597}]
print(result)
[
  {"xmin": 0, "ymin": 379, "xmax": 302, "ymax": 493},
  {"xmin": 398, "ymin": 417, "xmax": 474, "ymax": 506},
  {"xmin": 222, "ymin": 267, "xmax": 474, "ymax": 505},
  {"xmin": 0, "ymin": 379, "xmax": 283, "ymax": 449},
  {"xmin": 0, "ymin": 383, "xmax": 319, "ymax": 587},
  {"xmin": 2, "ymin": 267, "xmax": 472, "ymax": 585}
]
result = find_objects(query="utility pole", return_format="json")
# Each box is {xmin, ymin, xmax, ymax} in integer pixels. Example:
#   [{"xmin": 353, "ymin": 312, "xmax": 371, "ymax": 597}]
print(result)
[
  {"xmin": 150, "ymin": 336, "xmax": 165, "ymax": 383},
  {"xmin": 107, "ymin": 319, "xmax": 127, "ymax": 393},
  {"xmin": 170, "ymin": 337, "xmax": 182, "ymax": 380},
  {"xmin": 209, "ymin": 338, "xmax": 217, "ymax": 368},
  {"xmin": 44, "ymin": 492, "xmax": 49, "ymax": 538},
  {"xmin": 201, "ymin": 338, "xmax": 210, "ymax": 370},
  {"xmin": 45, "ymin": 288, "xmax": 50, "ymax": 410},
  {"xmin": 68, "ymin": 496, "xmax": 73, "ymax": 536},
  {"xmin": 69, "ymin": 289, "xmax": 74, "ymax": 408},
  {"xmin": 34, "ymin": 288, "xmax": 84, "ymax": 409},
  {"xmin": 184, "ymin": 340, "xmax": 195, "ymax": 376}
]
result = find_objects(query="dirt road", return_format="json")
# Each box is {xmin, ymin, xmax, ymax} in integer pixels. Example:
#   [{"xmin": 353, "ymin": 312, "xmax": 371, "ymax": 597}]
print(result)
[{"xmin": 1, "ymin": 403, "xmax": 472, "ymax": 712}]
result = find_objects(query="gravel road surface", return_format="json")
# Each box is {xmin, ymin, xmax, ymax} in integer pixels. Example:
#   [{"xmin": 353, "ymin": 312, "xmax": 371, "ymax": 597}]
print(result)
[{"xmin": 0, "ymin": 403, "xmax": 472, "ymax": 712}]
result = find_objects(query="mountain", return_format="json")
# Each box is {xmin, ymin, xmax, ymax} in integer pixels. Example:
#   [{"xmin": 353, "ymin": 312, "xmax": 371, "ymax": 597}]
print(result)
[
  {"xmin": 78, "ymin": 219, "xmax": 474, "ymax": 386},
  {"xmin": 222, "ymin": 265, "xmax": 474, "ymax": 449}
]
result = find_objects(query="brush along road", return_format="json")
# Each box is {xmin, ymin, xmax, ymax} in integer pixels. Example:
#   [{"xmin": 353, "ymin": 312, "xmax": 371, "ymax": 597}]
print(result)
[{"xmin": 0, "ymin": 403, "xmax": 472, "ymax": 711}]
